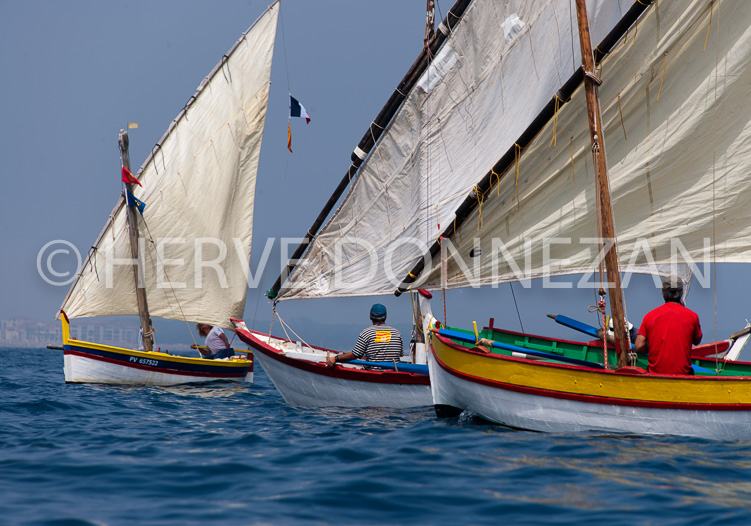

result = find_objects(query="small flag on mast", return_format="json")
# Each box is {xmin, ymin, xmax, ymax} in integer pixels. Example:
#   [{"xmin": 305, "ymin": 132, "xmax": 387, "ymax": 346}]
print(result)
[
  {"xmin": 121, "ymin": 166, "xmax": 143, "ymax": 187},
  {"xmin": 289, "ymin": 95, "xmax": 310, "ymax": 123},
  {"xmin": 125, "ymin": 189, "xmax": 146, "ymax": 216},
  {"xmin": 288, "ymin": 95, "xmax": 310, "ymax": 153}
]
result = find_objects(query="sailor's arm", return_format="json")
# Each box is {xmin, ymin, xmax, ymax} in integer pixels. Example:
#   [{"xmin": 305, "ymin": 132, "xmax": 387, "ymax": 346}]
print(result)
[{"xmin": 634, "ymin": 334, "xmax": 648, "ymax": 355}]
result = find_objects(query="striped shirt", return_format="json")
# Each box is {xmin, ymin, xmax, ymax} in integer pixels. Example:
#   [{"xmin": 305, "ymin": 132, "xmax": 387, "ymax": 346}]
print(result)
[{"xmin": 351, "ymin": 324, "xmax": 403, "ymax": 362}]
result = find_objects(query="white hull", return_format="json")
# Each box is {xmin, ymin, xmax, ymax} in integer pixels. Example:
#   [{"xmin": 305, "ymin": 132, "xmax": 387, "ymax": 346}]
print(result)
[
  {"xmin": 255, "ymin": 350, "xmax": 431, "ymax": 408},
  {"xmin": 429, "ymin": 351, "xmax": 751, "ymax": 439},
  {"xmin": 63, "ymin": 353, "xmax": 252, "ymax": 386},
  {"xmin": 231, "ymin": 322, "xmax": 431, "ymax": 409}
]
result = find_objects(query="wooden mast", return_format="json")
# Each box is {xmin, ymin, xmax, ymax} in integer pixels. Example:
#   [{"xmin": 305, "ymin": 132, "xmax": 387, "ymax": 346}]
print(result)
[
  {"xmin": 119, "ymin": 129, "xmax": 154, "ymax": 352},
  {"xmin": 573, "ymin": 0, "xmax": 629, "ymax": 368}
]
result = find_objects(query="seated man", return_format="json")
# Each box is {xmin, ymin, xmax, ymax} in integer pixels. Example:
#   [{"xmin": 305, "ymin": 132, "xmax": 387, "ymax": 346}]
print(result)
[
  {"xmin": 326, "ymin": 304, "xmax": 403, "ymax": 367},
  {"xmin": 634, "ymin": 276, "xmax": 702, "ymax": 374},
  {"xmin": 192, "ymin": 323, "xmax": 235, "ymax": 360}
]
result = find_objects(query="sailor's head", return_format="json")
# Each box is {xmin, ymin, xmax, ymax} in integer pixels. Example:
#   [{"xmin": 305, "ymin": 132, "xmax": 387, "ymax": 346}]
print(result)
[
  {"xmin": 370, "ymin": 304, "xmax": 387, "ymax": 323},
  {"xmin": 196, "ymin": 323, "xmax": 212, "ymax": 336},
  {"xmin": 661, "ymin": 276, "xmax": 684, "ymax": 303}
]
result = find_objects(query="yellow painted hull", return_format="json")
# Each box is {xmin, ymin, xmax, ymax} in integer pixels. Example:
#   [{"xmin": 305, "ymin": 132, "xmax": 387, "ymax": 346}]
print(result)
[{"xmin": 430, "ymin": 332, "xmax": 751, "ymax": 438}]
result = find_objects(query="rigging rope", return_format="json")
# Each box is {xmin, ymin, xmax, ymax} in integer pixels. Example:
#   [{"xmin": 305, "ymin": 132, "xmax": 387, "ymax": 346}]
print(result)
[
  {"xmin": 711, "ymin": 0, "xmax": 720, "ymax": 371},
  {"xmin": 703, "ymin": 1, "xmax": 714, "ymax": 53},
  {"xmin": 617, "ymin": 93, "xmax": 627, "ymax": 140},
  {"xmin": 509, "ymin": 282, "xmax": 525, "ymax": 333},
  {"xmin": 274, "ymin": 308, "xmax": 316, "ymax": 351},
  {"xmin": 570, "ymin": 136, "xmax": 575, "ymax": 187},
  {"xmin": 139, "ymin": 216, "xmax": 199, "ymax": 348},
  {"xmin": 514, "ymin": 143, "xmax": 522, "ymax": 210},
  {"xmin": 656, "ymin": 52, "xmax": 668, "ymax": 102}
]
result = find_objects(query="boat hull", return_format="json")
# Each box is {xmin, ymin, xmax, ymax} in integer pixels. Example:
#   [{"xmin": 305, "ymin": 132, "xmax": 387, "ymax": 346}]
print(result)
[
  {"xmin": 430, "ymin": 331, "xmax": 751, "ymax": 439},
  {"xmin": 232, "ymin": 320, "xmax": 431, "ymax": 408},
  {"xmin": 63, "ymin": 341, "xmax": 253, "ymax": 386}
]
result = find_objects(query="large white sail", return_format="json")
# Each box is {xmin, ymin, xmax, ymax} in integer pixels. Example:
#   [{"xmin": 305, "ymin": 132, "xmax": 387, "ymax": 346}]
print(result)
[
  {"xmin": 416, "ymin": 0, "xmax": 751, "ymax": 292},
  {"xmin": 59, "ymin": 3, "xmax": 279, "ymax": 329},
  {"xmin": 277, "ymin": 0, "xmax": 625, "ymax": 301}
]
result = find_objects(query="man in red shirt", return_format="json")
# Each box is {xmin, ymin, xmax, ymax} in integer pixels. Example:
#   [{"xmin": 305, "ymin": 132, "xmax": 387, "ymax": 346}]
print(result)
[{"xmin": 634, "ymin": 276, "xmax": 702, "ymax": 374}]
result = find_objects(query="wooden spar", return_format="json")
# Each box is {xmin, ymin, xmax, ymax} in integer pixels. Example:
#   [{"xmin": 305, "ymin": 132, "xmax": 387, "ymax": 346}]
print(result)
[
  {"xmin": 573, "ymin": 0, "xmax": 629, "ymax": 368},
  {"xmin": 119, "ymin": 129, "xmax": 154, "ymax": 352},
  {"xmin": 265, "ymin": 0, "xmax": 472, "ymax": 300},
  {"xmin": 394, "ymin": 1, "xmax": 651, "ymax": 297}
]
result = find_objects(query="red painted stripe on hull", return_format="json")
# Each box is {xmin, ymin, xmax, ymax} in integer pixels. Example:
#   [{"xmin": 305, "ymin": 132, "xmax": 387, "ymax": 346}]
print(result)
[
  {"xmin": 65, "ymin": 349, "xmax": 249, "ymax": 379},
  {"xmin": 244, "ymin": 333, "xmax": 429, "ymax": 386},
  {"xmin": 431, "ymin": 347, "xmax": 751, "ymax": 411}
]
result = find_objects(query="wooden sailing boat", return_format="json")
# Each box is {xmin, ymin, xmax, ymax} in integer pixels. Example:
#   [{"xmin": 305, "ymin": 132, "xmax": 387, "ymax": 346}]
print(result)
[
  {"xmin": 239, "ymin": 0, "xmax": 667, "ymax": 407},
  {"xmin": 54, "ymin": 3, "xmax": 279, "ymax": 386},
  {"xmin": 255, "ymin": 0, "xmax": 751, "ymax": 437},
  {"xmin": 230, "ymin": 1, "xmax": 486, "ymax": 408},
  {"xmin": 407, "ymin": 0, "xmax": 751, "ymax": 438}
]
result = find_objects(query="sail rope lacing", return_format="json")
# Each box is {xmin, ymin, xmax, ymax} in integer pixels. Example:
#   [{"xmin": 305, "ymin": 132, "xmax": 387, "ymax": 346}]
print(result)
[
  {"xmin": 514, "ymin": 143, "xmax": 523, "ymax": 209},
  {"xmin": 617, "ymin": 93, "xmax": 627, "ymax": 140},
  {"xmin": 703, "ymin": 1, "xmax": 714, "ymax": 53},
  {"xmin": 570, "ymin": 137, "xmax": 575, "ymax": 187},
  {"xmin": 474, "ymin": 186, "xmax": 484, "ymax": 231},
  {"xmin": 656, "ymin": 52, "xmax": 668, "ymax": 102},
  {"xmin": 549, "ymin": 94, "xmax": 565, "ymax": 148},
  {"xmin": 88, "ymin": 246, "xmax": 100, "ymax": 281}
]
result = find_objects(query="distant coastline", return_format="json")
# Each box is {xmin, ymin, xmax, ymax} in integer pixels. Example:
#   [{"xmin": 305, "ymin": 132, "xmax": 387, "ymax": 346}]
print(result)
[{"xmin": 0, "ymin": 317, "xmax": 190, "ymax": 351}]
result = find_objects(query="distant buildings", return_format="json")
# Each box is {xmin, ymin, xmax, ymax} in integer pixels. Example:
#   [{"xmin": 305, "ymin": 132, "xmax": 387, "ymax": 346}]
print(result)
[{"xmin": 1, "ymin": 317, "xmax": 140, "ymax": 348}]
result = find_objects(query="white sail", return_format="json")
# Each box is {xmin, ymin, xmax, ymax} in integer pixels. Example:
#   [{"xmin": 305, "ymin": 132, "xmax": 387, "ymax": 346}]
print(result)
[
  {"xmin": 59, "ymin": 2, "xmax": 279, "ymax": 329},
  {"xmin": 417, "ymin": 0, "xmax": 751, "ymax": 292},
  {"xmin": 277, "ymin": 0, "xmax": 625, "ymax": 301}
]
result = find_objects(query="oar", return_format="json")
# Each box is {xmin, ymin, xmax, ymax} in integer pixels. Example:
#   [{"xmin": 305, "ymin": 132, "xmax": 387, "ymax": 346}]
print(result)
[
  {"xmin": 548, "ymin": 314, "xmax": 636, "ymax": 350},
  {"xmin": 547, "ymin": 314, "xmax": 600, "ymax": 339},
  {"xmin": 436, "ymin": 328, "xmax": 605, "ymax": 369},
  {"xmin": 348, "ymin": 360, "xmax": 428, "ymax": 375}
]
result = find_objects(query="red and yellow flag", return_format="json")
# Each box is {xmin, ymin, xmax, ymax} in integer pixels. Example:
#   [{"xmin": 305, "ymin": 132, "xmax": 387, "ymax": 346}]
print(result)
[{"xmin": 121, "ymin": 166, "xmax": 142, "ymax": 187}]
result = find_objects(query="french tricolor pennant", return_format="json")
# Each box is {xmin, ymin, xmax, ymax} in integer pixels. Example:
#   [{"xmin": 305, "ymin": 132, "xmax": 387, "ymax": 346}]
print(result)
[
  {"xmin": 288, "ymin": 95, "xmax": 310, "ymax": 153},
  {"xmin": 289, "ymin": 95, "xmax": 310, "ymax": 123}
]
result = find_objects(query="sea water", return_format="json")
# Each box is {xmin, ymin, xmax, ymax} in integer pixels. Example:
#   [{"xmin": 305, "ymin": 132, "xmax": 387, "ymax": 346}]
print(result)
[{"xmin": 2, "ymin": 348, "xmax": 751, "ymax": 525}]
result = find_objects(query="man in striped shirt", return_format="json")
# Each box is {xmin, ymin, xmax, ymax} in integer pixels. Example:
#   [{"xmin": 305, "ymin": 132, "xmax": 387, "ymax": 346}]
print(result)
[{"xmin": 326, "ymin": 304, "xmax": 403, "ymax": 366}]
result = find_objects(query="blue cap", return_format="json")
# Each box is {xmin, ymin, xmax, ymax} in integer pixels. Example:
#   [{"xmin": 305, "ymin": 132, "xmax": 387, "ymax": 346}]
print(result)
[{"xmin": 370, "ymin": 304, "xmax": 387, "ymax": 320}]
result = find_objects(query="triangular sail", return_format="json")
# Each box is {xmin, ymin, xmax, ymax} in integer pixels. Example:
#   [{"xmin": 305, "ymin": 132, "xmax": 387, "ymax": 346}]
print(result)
[
  {"xmin": 59, "ymin": 2, "xmax": 279, "ymax": 329},
  {"xmin": 277, "ymin": 0, "xmax": 625, "ymax": 301},
  {"xmin": 415, "ymin": 0, "xmax": 751, "ymax": 292}
]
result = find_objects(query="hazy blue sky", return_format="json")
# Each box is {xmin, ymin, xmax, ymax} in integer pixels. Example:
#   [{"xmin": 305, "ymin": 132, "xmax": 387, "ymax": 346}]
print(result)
[{"xmin": 2, "ymin": 1, "xmax": 749, "ymax": 352}]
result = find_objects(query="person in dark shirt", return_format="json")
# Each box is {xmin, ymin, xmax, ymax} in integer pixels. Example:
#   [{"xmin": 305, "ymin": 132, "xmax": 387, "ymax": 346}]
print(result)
[
  {"xmin": 326, "ymin": 304, "xmax": 403, "ymax": 367},
  {"xmin": 634, "ymin": 276, "xmax": 702, "ymax": 374}
]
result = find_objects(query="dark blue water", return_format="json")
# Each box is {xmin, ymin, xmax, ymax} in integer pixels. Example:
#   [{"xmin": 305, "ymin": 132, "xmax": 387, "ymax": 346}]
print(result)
[{"xmin": 3, "ymin": 349, "xmax": 751, "ymax": 525}]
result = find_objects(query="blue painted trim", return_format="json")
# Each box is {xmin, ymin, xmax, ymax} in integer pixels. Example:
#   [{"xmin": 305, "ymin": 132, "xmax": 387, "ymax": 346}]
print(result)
[{"xmin": 349, "ymin": 360, "xmax": 428, "ymax": 375}]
